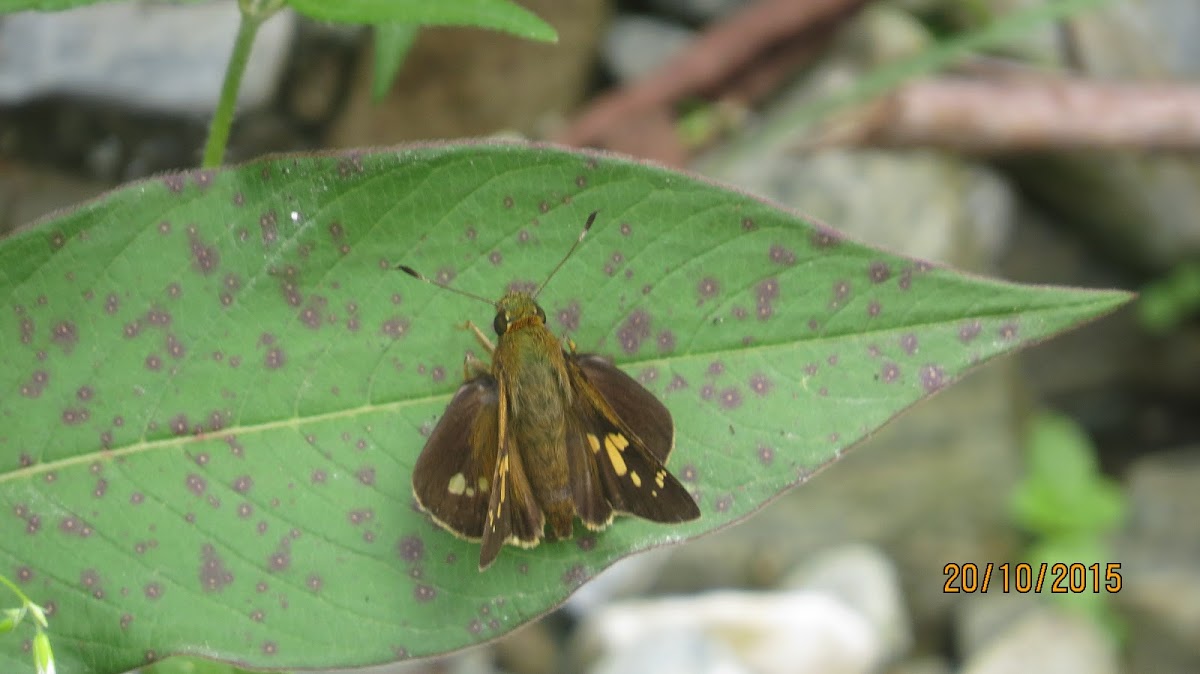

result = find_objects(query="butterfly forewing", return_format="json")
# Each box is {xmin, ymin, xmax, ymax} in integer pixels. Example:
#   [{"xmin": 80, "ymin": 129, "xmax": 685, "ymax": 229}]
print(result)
[
  {"xmin": 567, "ymin": 354, "xmax": 700, "ymax": 523},
  {"xmin": 411, "ymin": 376, "xmax": 501, "ymax": 540},
  {"xmin": 575, "ymin": 354, "xmax": 674, "ymax": 462}
]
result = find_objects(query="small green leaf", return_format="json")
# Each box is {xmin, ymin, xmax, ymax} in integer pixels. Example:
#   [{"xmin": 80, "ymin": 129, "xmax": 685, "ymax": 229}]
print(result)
[
  {"xmin": 33, "ymin": 629, "xmax": 55, "ymax": 674},
  {"xmin": 372, "ymin": 24, "xmax": 420, "ymax": 101},
  {"xmin": 1011, "ymin": 413, "xmax": 1126, "ymax": 534},
  {"xmin": 0, "ymin": 143, "xmax": 1131, "ymax": 673},
  {"xmin": 0, "ymin": 608, "xmax": 22, "ymax": 634},
  {"xmin": 286, "ymin": 0, "xmax": 557, "ymax": 42}
]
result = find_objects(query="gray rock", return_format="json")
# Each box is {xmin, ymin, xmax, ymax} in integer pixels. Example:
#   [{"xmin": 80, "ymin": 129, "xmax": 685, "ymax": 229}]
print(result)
[
  {"xmin": 1069, "ymin": 0, "xmax": 1200, "ymax": 78},
  {"xmin": 1114, "ymin": 447, "xmax": 1200, "ymax": 674},
  {"xmin": 590, "ymin": 629, "xmax": 750, "ymax": 674},
  {"xmin": 0, "ymin": 1, "xmax": 295, "ymax": 113},
  {"xmin": 340, "ymin": 646, "xmax": 495, "ymax": 674},
  {"xmin": 646, "ymin": 0, "xmax": 753, "ymax": 23},
  {"xmin": 573, "ymin": 589, "xmax": 889, "ymax": 674},
  {"xmin": 960, "ymin": 607, "xmax": 1119, "ymax": 674},
  {"xmin": 887, "ymin": 655, "xmax": 953, "ymax": 674},
  {"xmin": 955, "ymin": 592, "xmax": 1042, "ymax": 659},
  {"xmin": 782, "ymin": 544, "xmax": 912, "ymax": 662},
  {"xmin": 998, "ymin": 0, "xmax": 1200, "ymax": 271},
  {"xmin": 602, "ymin": 14, "xmax": 695, "ymax": 84},
  {"xmin": 494, "ymin": 619, "xmax": 560, "ymax": 674}
]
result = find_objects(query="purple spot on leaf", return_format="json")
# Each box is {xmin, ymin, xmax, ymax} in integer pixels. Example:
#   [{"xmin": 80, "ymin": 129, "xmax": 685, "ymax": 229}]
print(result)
[
  {"xmin": 749, "ymin": 374, "xmax": 772, "ymax": 396},
  {"xmin": 186, "ymin": 474, "xmax": 206, "ymax": 496},
  {"xmin": 556, "ymin": 301, "xmax": 581, "ymax": 332},
  {"xmin": 810, "ymin": 226, "xmax": 841, "ymax": 248},
  {"xmin": 52, "ymin": 321, "xmax": 79, "ymax": 352},
  {"xmin": 264, "ymin": 347, "xmax": 286, "ymax": 369},
  {"xmin": 757, "ymin": 445, "xmax": 774, "ymax": 465},
  {"xmin": 869, "ymin": 261, "xmax": 891, "ymax": 283},
  {"xmin": 920, "ymin": 364, "xmax": 946, "ymax": 392},
  {"xmin": 959, "ymin": 320, "xmax": 982, "ymax": 342},
  {"xmin": 381, "ymin": 317, "xmax": 410, "ymax": 340},
  {"xmin": 200, "ymin": 544, "xmax": 234, "ymax": 592},
  {"xmin": 562, "ymin": 565, "xmax": 588, "ymax": 588},
  {"xmin": 188, "ymin": 231, "xmax": 220, "ymax": 275},
  {"xmin": 881, "ymin": 362, "xmax": 900, "ymax": 383},
  {"xmin": 769, "ymin": 244, "xmax": 796, "ymax": 266},
  {"xmin": 617, "ymin": 310, "xmax": 651, "ymax": 354},
  {"xmin": 657, "ymin": 330, "xmax": 675, "ymax": 352},
  {"xmin": 414, "ymin": 585, "xmax": 436, "ymax": 602},
  {"xmin": 719, "ymin": 387, "xmax": 742, "ymax": 409},
  {"xmin": 398, "ymin": 536, "xmax": 425, "ymax": 562},
  {"xmin": 260, "ymin": 211, "xmax": 278, "ymax": 246}
]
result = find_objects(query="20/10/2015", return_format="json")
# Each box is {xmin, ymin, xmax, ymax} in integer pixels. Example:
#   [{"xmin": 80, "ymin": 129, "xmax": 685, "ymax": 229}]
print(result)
[{"xmin": 942, "ymin": 562, "xmax": 1122, "ymax": 593}]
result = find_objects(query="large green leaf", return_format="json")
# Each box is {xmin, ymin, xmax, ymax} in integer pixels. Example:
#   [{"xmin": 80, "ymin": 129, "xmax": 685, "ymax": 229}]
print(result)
[
  {"xmin": 0, "ymin": 142, "xmax": 1129, "ymax": 673},
  {"xmin": 286, "ymin": 0, "xmax": 557, "ymax": 41}
]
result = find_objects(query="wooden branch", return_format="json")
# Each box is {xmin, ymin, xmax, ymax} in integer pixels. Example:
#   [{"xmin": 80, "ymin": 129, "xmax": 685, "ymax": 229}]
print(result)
[
  {"xmin": 861, "ymin": 77, "xmax": 1200, "ymax": 152},
  {"xmin": 556, "ymin": 0, "xmax": 872, "ymax": 165}
]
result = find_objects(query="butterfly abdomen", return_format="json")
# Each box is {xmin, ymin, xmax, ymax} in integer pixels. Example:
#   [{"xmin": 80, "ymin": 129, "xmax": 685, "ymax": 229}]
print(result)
[{"xmin": 499, "ymin": 328, "xmax": 576, "ymax": 539}]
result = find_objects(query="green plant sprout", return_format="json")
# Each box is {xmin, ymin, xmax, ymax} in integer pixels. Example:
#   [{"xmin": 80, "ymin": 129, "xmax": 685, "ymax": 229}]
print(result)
[
  {"xmin": 1137, "ymin": 262, "xmax": 1200, "ymax": 334},
  {"xmin": 1, "ymin": 573, "xmax": 55, "ymax": 674},
  {"xmin": 1010, "ymin": 412, "xmax": 1127, "ymax": 639}
]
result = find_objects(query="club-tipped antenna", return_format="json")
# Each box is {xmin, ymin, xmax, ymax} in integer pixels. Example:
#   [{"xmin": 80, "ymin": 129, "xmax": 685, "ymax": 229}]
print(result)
[
  {"xmin": 396, "ymin": 264, "xmax": 497, "ymax": 307},
  {"xmin": 535, "ymin": 211, "xmax": 597, "ymax": 298}
]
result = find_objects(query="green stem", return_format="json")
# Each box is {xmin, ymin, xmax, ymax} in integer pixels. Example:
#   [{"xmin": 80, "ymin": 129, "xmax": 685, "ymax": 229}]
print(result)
[
  {"xmin": 201, "ymin": 8, "xmax": 270, "ymax": 168},
  {"xmin": 0, "ymin": 573, "xmax": 31, "ymax": 607}
]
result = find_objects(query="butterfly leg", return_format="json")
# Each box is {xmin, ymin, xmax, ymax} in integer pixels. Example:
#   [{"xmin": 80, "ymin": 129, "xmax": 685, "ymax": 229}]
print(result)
[
  {"xmin": 462, "ymin": 351, "xmax": 490, "ymax": 381},
  {"xmin": 461, "ymin": 320, "xmax": 496, "ymax": 353}
]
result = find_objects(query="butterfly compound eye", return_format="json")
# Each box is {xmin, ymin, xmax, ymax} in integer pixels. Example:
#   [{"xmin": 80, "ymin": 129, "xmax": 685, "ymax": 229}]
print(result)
[{"xmin": 493, "ymin": 311, "xmax": 508, "ymax": 335}]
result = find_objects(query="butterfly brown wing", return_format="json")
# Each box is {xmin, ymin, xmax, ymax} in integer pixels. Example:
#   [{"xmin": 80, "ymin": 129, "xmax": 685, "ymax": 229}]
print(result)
[
  {"xmin": 566, "ymin": 354, "xmax": 700, "ymax": 524},
  {"xmin": 478, "ymin": 376, "xmax": 545, "ymax": 569},
  {"xmin": 411, "ymin": 376, "xmax": 501, "ymax": 540}
]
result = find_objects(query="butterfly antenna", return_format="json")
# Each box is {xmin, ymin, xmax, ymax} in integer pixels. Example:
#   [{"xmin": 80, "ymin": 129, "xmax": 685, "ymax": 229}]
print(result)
[
  {"xmin": 535, "ymin": 211, "xmax": 597, "ymax": 298},
  {"xmin": 397, "ymin": 264, "xmax": 497, "ymax": 307}
]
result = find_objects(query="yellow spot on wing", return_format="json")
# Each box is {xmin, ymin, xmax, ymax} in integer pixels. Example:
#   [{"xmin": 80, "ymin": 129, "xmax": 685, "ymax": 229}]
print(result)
[
  {"xmin": 478, "ymin": 476, "xmax": 490, "ymax": 493},
  {"xmin": 605, "ymin": 438, "xmax": 628, "ymax": 476},
  {"xmin": 587, "ymin": 433, "xmax": 601, "ymax": 453},
  {"xmin": 499, "ymin": 455, "xmax": 509, "ymax": 505},
  {"xmin": 448, "ymin": 473, "xmax": 467, "ymax": 495},
  {"xmin": 607, "ymin": 433, "xmax": 629, "ymax": 451},
  {"xmin": 655, "ymin": 470, "xmax": 666, "ymax": 488},
  {"xmin": 630, "ymin": 471, "xmax": 642, "ymax": 487}
]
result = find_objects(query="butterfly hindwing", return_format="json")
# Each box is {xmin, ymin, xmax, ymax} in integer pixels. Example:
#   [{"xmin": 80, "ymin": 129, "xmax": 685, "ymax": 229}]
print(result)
[
  {"xmin": 479, "ymin": 377, "xmax": 546, "ymax": 569},
  {"xmin": 411, "ymin": 376, "xmax": 500, "ymax": 540},
  {"xmin": 567, "ymin": 354, "xmax": 700, "ymax": 524}
]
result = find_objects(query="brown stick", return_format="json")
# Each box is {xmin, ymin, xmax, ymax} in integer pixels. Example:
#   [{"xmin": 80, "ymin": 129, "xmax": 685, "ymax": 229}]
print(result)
[
  {"xmin": 862, "ymin": 77, "xmax": 1200, "ymax": 152},
  {"xmin": 556, "ymin": 0, "xmax": 872, "ymax": 163}
]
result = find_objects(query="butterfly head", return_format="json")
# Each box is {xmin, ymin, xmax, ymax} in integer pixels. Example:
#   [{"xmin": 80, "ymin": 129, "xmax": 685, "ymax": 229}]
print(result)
[{"xmin": 494, "ymin": 292, "xmax": 547, "ymax": 336}]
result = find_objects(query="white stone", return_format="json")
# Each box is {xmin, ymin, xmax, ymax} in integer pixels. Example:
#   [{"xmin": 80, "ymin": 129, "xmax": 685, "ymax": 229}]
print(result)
[
  {"xmin": 784, "ymin": 544, "xmax": 912, "ymax": 661},
  {"xmin": 962, "ymin": 608, "xmax": 1120, "ymax": 674},
  {"xmin": 576, "ymin": 589, "xmax": 886, "ymax": 674},
  {"xmin": 0, "ymin": 0, "xmax": 295, "ymax": 113}
]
